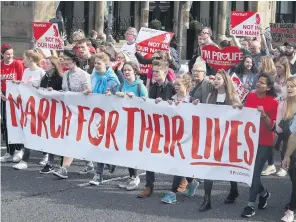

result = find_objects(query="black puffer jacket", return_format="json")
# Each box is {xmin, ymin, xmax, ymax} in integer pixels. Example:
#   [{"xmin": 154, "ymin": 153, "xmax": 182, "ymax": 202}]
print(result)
[{"xmin": 40, "ymin": 73, "xmax": 63, "ymax": 91}]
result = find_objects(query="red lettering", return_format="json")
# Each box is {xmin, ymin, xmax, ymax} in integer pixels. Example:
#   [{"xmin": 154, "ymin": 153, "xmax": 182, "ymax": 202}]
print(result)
[
  {"xmin": 76, "ymin": 106, "xmax": 90, "ymax": 141},
  {"xmin": 88, "ymin": 107, "xmax": 105, "ymax": 146},
  {"xmin": 105, "ymin": 110, "xmax": 119, "ymax": 150},
  {"xmin": 229, "ymin": 121, "xmax": 243, "ymax": 163},
  {"xmin": 123, "ymin": 107, "xmax": 140, "ymax": 151},
  {"xmin": 214, "ymin": 119, "xmax": 230, "ymax": 162},
  {"xmin": 50, "ymin": 99, "xmax": 61, "ymax": 138},
  {"xmin": 163, "ymin": 115, "xmax": 170, "ymax": 154},
  {"xmin": 151, "ymin": 114, "xmax": 164, "ymax": 154},
  {"xmin": 170, "ymin": 116, "xmax": 185, "ymax": 159},
  {"xmin": 204, "ymin": 118, "xmax": 213, "ymax": 159},
  {"xmin": 7, "ymin": 94, "xmax": 24, "ymax": 127},
  {"xmin": 191, "ymin": 116, "xmax": 202, "ymax": 159},
  {"xmin": 60, "ymin": 101, "xmax": 72, "ymax": 138},
  {"xmin": 37, "ymin": 98, "xmax": 50, "ymax": 139},
  {"xmin": 244, "ymin": 122, "xmax": 256, "ymax": 165},
  {"xmin": 23, "ymin": 96, "xmax": 36, "ymax": 135},
  {"xmin": 139, "ymin": 109, "xmax": 153, "ymax": 151}
]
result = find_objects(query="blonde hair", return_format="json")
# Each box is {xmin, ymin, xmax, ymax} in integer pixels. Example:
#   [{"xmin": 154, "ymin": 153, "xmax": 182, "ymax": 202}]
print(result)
[
  {"xmin": 284, "ymin": 75, "xmax": 296, "ymax": 120},
  {"xmin": 208, "ymin": 69, "xmax": 238, "ymax": 105},
  {"xmin": 175, "ymin": 73, "xmax": 193, "ymax": 92},
  {"xmin": 72, "ymin": 30, "xmax": 85, "ymax": 41},
  {"xmin": 24, "ymin": 49, "xmax": 43, "ymax": 66},
  {"xmin": 275, "ymin": 56, "xmax": 291, "ymax": 86},
  {"xmin": 117, "ymin": 51, "xmax": 131, "ymax": 63},
  {"xmin": 260, "ymin": 56, "xmax": 276, "ymax": 77},
  {"xmin": 95, "ymin": 52, "xmax": 110, "ymax": 65},
  {"xmin": 126, "ymin": 27, "xmax": 138, "ymax": 37}
]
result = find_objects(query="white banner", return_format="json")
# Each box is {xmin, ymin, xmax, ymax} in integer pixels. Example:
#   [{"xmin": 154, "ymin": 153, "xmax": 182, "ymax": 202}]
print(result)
[{"xmin": 6, "ymin": 82, "xmax": 260, "ymax": 185}]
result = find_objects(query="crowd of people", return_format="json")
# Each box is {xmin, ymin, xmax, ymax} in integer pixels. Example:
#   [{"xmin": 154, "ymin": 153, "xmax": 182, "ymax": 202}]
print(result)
[{"xmin": 1, "ymin": 25, "xmax": 296, "ymax": 222}]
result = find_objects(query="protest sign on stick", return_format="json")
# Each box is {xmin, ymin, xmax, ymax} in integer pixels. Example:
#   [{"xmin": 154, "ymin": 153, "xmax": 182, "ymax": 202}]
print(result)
[
  {"xmin": 6, "ymin": 82, "xmax": 260, "ymax": 185},
  {"xmin": 231, "ymin": 11, "xmax": 261, "ymax": 37},
  {"xmin": 32, "ymin": 22, "xmax": 64, "ymax": 50},
  {"xmin": 231, "ymin": 73, "xmax": 250, "ymax": 101},
  {"xmin": 136, "ymin": 28, "xmax": 174, "ymax": 75},
  {"xmin": 201, "ymin": 45, "xmax": 243, "ymax": 70},
  {"xmin": 270, "ymin": 23, "xmax": 296, "ymax": 44}
]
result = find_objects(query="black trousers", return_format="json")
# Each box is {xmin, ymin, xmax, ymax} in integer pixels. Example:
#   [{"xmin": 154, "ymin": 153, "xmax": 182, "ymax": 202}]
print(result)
[
  {"xmin": 288, "ymin": 160, "xmax": 296, "ymax": 211},
  {"xmin": 171, "ymin": 176, "xmax": 193, "ymax": 193},
  {"xmin": 1, "ymin": 96, "xmax": 22, "ymax": 155},
  {"xmin": 204, "ymin": 180, "xmax": 238, "ymax": 196}
]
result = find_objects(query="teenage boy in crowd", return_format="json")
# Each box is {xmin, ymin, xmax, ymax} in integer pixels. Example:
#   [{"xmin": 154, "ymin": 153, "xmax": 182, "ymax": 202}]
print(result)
[
  {"xmin": 137, "ymin": 59, "xmax": 176, "ymax": 198},
  {"xmin": 77, "ymin": 39, "xmax": 95, "ymax": 74}
]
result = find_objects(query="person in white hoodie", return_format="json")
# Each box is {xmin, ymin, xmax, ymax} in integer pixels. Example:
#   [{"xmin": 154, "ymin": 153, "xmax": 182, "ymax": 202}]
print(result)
[{"xmin": 13, "ymin": 49, "xmax": 46, "ymax": 170}]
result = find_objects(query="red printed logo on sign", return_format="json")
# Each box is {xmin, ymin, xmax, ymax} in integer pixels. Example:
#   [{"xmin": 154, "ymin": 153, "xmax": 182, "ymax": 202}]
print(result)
[
  {"xmin": 255, "ymin": 14, "xmax": 260, "ymax": 25},
  {"xmin": 201, "ymin": 45, "xmax": 243, "ymax": 70}
]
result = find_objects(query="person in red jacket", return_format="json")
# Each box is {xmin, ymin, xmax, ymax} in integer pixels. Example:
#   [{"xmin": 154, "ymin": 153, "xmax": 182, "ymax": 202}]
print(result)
[
  {"xmin": 0, "ymin": 44, "xmax": 24, "ymax": 163},
  {"xmin": 240, "ymin": 72, "xmax": 279, "ymax": 218}
]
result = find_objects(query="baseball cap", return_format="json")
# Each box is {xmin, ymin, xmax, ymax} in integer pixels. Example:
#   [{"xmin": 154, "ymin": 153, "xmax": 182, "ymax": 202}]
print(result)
[{"xmin": 284, "ymin": 42, "xmax": 295, "ymax": 48}]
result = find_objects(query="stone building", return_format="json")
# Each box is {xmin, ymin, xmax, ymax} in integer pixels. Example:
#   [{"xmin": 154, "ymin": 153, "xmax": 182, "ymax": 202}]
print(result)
[{"xmin": 1, "ymin": 1, "xmax": 296, "ymax": 58}]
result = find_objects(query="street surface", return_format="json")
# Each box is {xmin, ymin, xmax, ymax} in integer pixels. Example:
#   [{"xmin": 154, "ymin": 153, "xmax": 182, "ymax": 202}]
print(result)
[{"xmin": 1, "ymin": 146, "xmax": 291, "ymax": 222}]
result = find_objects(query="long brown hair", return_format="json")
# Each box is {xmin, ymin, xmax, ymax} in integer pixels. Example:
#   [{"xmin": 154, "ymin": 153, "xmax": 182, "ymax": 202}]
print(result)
[
  {"xmin": 275, "ymin": 56, "xmax": 291, "ymax": 86},
  {"xmin": 259, "ymin": 56, "xmax": 276, "ymax": 77},
  {"xmin": 46, "ymin": 56, "xmax": 62, "ymax": 76},
  {"xmin": 207, "ymin": 69, "xmax": 238, "ymax": 105},
  {"xmin": 284, "ymin": 75, "xmax": 296, "ymax": 120}
]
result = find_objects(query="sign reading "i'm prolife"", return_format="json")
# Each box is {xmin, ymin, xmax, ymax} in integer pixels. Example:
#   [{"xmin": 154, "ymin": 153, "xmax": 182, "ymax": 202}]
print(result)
[{"xmin": 6, "ymin": 82, "xmax": 260, "ymax": 185}]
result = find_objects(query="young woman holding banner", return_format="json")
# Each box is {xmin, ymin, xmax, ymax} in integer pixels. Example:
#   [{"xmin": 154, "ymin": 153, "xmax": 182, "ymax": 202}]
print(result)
[
  {"xmin": 0, "ymin": 44, "xmax": 24, "ymax": 163},
  {"xmin": 197, "ymin": 69, "xmax": 242, "ymax": 212},
  {"xmin": 83, "ymin": 52, "xmax": 120, "ymax": 186},
  {"xmin": 38, "ymin": 56, "xmax": 63, "ymax": 174},
  {"xmin": 53, "ymin": 49, "xmax": 92, "ymax": 179},
  {"xmin": 115, "ymin": 61, "xmax": 148, "ymax": 190},
  {"xmin": 240, "ymin": 73, "xmax": 279, "ymax": 218},
  {"xmin": 12, "ymin": 49, "xmax": 46, "ymax": 170},
  {"xmin": 160, "ymin": 73, "xmax": 200, "ymax": 204}
]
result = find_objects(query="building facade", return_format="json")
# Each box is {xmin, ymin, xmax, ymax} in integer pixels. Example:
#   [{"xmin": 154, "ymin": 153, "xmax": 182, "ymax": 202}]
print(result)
[{"xmin": 2, "ymin": 1, "xmax": 296, "ymax": 58}]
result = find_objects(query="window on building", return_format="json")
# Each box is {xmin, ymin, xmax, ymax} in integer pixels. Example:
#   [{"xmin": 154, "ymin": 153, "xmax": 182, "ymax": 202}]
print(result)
[{"xmin": 276, "ymin": 1, "xmax": 296, "ymax": 23}]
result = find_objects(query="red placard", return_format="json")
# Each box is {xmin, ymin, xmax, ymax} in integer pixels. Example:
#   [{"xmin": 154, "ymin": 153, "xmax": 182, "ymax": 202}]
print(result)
[
  {"xmin": 200, "ymin": 45, "xmax": 243, "ymax": 70},
  {"xmin": 230, "ymin": 11, "xmax": 261, "ymax": 37}
]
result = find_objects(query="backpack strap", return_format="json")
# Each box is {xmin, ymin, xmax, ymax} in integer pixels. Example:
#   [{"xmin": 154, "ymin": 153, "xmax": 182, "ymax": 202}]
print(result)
[
  {"xmin": 137, "ymin": 83, "xmax": 141, "ymax": 97},
  {"xmin": 120, "ymin": 83, "xmax": 124, "ymax": 92}
]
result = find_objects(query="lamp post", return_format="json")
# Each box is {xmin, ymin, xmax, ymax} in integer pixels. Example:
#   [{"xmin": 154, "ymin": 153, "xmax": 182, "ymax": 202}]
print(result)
[{"xmin": 30, "ymin": 1, "xmax": 35, "ymax": 49}]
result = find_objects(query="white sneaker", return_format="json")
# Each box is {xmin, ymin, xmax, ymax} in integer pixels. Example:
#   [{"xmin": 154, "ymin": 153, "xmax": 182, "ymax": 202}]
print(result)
[
  {"xmin": 118, "ymin": 178, "xmax": 132, "ymax": 189},
  {"xmin": 276, "ymin": 168, "xmax": 288, "ymax": 177},
  {"xmin": 126, "ymin": 176, "xmax": 140, "ymax": 191},
  {"xmin": 281, "ymin": 209, "xmax": 294, "ymax": 222},
  {"xmin": 89, "ymin": 174, "xmax": 103, "ymax": 186},
  {"xmin": 0, "ymin": 153, "xmax": 13, "ymax": 162},
  {"xmin": 13, "ymin": 161, "xmax": 28, "ymax": 170},
  {"xmin": 39, "ymin": 154, "xmax": 48, "ymax": 166},
  {"xmin": 261, "ymin": 165, "xmax": 276, "ymax": 176},
  {"xmin": 12, "ymin": 150, "xmax": 24, "ymax": 163}
]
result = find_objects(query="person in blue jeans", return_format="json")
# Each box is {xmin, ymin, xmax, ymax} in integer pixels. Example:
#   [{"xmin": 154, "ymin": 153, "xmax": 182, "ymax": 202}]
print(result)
[
  {"xmin": 83, "ymin": 52, "xmax": 120, "ymax": 186},
  {"xmin": 115, "ymin": 61, "xmax": 148, "ymax": 191}
]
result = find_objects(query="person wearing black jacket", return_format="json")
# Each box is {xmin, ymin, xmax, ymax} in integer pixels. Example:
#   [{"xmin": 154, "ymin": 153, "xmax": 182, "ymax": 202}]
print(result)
[
  {"xmin": 39, "ymin": 56, "xmax": 63, "ymax": 174},
  {"xmin": 137, "ymin": 59, "xmax": 176, "ymax": 199}
]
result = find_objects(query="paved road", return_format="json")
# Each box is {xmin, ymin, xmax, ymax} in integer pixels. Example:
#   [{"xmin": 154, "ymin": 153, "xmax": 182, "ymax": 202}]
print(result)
[{"xmin": 1, "ymin": 147, "xmax": 292, "ymax": 222}]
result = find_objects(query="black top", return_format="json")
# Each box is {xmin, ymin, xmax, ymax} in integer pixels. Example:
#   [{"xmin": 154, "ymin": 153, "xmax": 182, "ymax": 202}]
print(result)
[
  {"xmin": 40, "ymin": 74, "xmax": 63, "ymax": 91},
  {"xmin": 80, "ymin": 56, "xmax": 95, "ymax": 74},
  {"xmin": 149, "ymin": 79, "xmax": 176, "ymax": 100}
]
